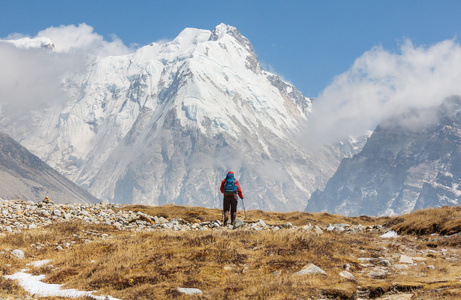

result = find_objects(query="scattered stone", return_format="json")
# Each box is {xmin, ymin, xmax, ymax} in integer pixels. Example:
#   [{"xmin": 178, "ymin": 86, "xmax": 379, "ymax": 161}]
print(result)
[
  {"xmin": 378, "ymin": 259, "xmax": 391, "ymax": 267},
  {"xmin": 158, "ymin": 217, "xmax": 168, "ymax": 224},
  {"xmin": 326, "ymin": 224, "xmax": 335, "ymax": 231},
  {"xmin": 368, "ymin": 267, "xmax": 387, "ymax": 279},
  {"xmin": 301, "ymin": 224, "xmax": 312, "ymax": 231},
  {"xmin": 399, "ymin": 255, "xmax": 414, "ymax": 264},
  {"xmin": 339, "ymin": 271, "xmax": 356, "ymax": 281},
  {"xmin": 412, "ymin": 257, "xmax": 428, "ymax": 262},
  {"xmin": 282, "ymin": 222, "xmax": 293, "ymax": 229},
  {"xmin": 313, "ymin": 226, "xmax": 323, "ymax": 235},
  {"xmin": 0, "ymin": 200, "xmax": 392, "ymax": 235},
  {"xmin": 177, "ymin": 287, "xmax": 203, "ymax": 295},
  {"xmin": 234, "ymin": 219, "xmax": 245, "ymax": 229},
  {"xmin": 380, "ymin": 230, "xmax": 399, "ymax": 238},
  {"xmin": 394, "ymin": 264, "xmax": 409, "ymax": 270},
  {"xmin": 296, "ymin": 263, "xmax": 327, "ymax": 276},
  {"xmin": 11, "ymin": 249, "xmax": 24, "ymax": 259}
]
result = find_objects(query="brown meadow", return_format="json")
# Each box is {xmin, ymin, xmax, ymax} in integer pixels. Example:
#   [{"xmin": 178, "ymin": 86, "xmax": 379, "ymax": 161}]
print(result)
[{"xmin": 0, "ymin": 204, "xmax": 460, "ymax": 299}]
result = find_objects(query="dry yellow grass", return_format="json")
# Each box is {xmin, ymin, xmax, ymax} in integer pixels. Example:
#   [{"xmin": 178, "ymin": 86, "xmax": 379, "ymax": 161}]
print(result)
[
  {"xmin": 0, "ymin": 205, "xmax": 460, "ymax": 299},
  {"xmin": 389, "ymin": 205, "xmax": 461, "ymax": 236}
]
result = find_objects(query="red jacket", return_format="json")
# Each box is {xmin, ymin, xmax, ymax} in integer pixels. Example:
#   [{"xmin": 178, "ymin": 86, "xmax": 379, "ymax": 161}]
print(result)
[{"xmin": 220, "ymin": 173, "xmax": 243, "ymax": 199}]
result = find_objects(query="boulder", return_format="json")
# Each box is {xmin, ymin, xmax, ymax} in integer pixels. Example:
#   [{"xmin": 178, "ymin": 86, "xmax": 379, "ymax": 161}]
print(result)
[
  {"xmin": 399, "ymin": 255, "xmax": 414, "ymax": 264},
  {"xmin": 11, "ymin": 249, "xmax": 24, "ymax": 259},
  {"xmin": 177, "ymin": 287, "xmax": 203, "ymax": 295},
  {"xmin": 296, "ymin": 263, "xmax": 327, "ymax": 276},
  {"xmin": 339, "ymin": 271, "xmax": 356, "ymax": 281},
  {"xmin": 233, "ymin": 219, "xmax": 244, "ymax": 228}
]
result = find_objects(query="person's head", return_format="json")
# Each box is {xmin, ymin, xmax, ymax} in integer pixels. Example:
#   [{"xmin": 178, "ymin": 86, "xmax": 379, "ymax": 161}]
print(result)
[{"xmin": 228, "ymin": 171, "xmax": 234, "ymax": 175}]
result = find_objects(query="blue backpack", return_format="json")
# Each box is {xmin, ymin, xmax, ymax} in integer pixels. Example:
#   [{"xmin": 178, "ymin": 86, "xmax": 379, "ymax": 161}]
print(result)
[{"xmin": 223, "ymin": 173, "xmax": 238, "ymax": 195}]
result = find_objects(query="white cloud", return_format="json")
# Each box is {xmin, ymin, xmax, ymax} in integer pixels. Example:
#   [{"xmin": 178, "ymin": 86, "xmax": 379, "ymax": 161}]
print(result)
[
  {"xmin": 36, "ymin": 24, "xmax": 131, "ymax": 56},
  {"xmin": 0, "ymin": 24, "xmax": 133, "ymax": 118},
  {"xmin": 304, "ymin": 39, "xmax": 461, "ymax": 147}
]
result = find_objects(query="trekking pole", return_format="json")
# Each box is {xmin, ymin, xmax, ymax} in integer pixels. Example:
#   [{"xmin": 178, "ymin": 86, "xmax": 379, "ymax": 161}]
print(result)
[
  {"xmin": 220, "ymin": 197, "xmax": 224, "ymax": 224},
  {"xmin": 241, "ymin": 197, "xmax": 247, "ymax": 221}
]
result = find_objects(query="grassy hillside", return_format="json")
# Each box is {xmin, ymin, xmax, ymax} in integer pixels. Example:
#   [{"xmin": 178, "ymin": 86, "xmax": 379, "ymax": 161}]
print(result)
[{"xmin": 0, "ymin": 204, "xmax": 460, "ymax": 299}]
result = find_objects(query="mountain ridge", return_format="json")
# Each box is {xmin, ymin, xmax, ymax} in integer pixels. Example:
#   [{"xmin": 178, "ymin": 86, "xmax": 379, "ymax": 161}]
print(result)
[
  {"xmin": 0, "ymin": 130, "xmax": 99, "ymax": 203},
  {"xmin": 306, "ymin": 96, "xmax": 461, "ymax": 216}
]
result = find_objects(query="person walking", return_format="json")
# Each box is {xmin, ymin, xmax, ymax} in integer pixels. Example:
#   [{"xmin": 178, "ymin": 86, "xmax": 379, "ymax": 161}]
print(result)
[{"xmin": 220, "ymin": 171, "xmax": 244, "ymax": 226}]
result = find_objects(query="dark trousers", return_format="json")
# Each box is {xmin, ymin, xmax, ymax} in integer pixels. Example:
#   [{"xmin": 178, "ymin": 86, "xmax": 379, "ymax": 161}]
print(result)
[{"xmin": 223, "ymin": 194, "xmax": 238, "ymax": 225}]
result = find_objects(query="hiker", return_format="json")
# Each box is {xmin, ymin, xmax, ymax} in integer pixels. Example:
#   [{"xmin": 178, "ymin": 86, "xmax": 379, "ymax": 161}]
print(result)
[{"xmin": 220, "ymin": 171, "xmax": 244, "ymax": 226}]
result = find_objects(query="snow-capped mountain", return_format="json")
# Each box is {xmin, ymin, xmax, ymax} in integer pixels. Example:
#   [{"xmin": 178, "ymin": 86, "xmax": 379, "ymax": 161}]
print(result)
[
  {"xmin": 0, "ymin": 130, "xmax": 98, "ymax": 203},
  {"xmin": 306, "ymin": 96, "xmax": 461, "ymax": 216},
  {"xmin": 0, "ymin": 24, "xmax": 362, "ymax": 211}
]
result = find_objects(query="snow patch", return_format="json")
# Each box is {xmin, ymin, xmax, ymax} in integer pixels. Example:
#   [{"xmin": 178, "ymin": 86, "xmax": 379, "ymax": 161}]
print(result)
[{"xmin": 4, "ymin": 269, "xmax": 121, "ymax": 300}]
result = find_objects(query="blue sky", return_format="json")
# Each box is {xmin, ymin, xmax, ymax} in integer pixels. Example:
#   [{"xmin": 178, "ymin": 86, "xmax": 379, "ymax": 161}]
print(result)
[{"xmin": 2, "ymin": 0, "xmax": 460, "ymax": 98}]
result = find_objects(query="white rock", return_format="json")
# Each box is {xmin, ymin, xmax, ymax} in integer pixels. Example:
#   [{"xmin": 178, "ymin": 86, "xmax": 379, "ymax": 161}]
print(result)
[
  {"xmin": 380, "ymin": 230, "xmax": 399, "ymax": 238},
  {"xmin": 301, "ymin": 225, "xmax": 312, "ymax": 231},
  {"xmin": 233, "ymin": 219, "xmax": 244, "ymax": 228},
  {"xmin": 339, "ymin": 271, "xmax": 356, "ymax": 281},
  {"xmin": 282, "ymin": 222, "xmax": 293, "ymax": 229},
  {"xmin": 11, "ymin": 249, "xmax": 24, "ymax": 259},
  {"xmin": 399, "ymin": 255, "xmax": 414, "ymax": 264},
  {"xmin": 177, "ymin": 288, "xmax": 203, "ymax": 295},
  {"xmin": 378, "ymin": 259, "xmax": 391, "ymax": 267},
  {"xmin": 257, "ymin": 219, "xmax": 266, "ymax": 227},
  {"xmin": 368, "ymin": 268, "xmax": 387, "ymax": 279},
  {"xmin": 394, "ymin": 264, "xmax": 409, "ymax": 270},
  {"xmin": 313, "ymin": 226, "xmax": 323, "ymax": 234},
  {"xmin": 296, "ymin": 263, "xmax": 327, "ymax": 276}
]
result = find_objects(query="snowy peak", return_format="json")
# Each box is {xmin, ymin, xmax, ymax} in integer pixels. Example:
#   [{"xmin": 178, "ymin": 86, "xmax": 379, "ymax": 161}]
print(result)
[
  {"xmin": 209, "ymin": 23, "xmax": 254, "ymax": 53},
  {"xmin": 209, "ymin": 23, "xmax": 236, "ymax": 41},
  {"xmin": 1, "ymin": 24, "xmax": 327, "ymax": 211}
]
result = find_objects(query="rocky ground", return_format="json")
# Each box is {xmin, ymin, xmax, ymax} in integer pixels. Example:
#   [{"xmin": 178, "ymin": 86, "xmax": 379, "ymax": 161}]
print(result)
[{"xmin": 0, "ymin": 199, "xmax": 386, "ymax": 235}]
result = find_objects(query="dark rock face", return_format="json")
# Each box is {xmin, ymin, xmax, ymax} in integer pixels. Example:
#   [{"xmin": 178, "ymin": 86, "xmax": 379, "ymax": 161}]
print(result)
[
  {"xmin": 306, "ymin": 96, "xmax": 461, "ymax": 216},
  {"xmin": 0, "ymin": 131, "xmax": 99, "ymax": 203}
]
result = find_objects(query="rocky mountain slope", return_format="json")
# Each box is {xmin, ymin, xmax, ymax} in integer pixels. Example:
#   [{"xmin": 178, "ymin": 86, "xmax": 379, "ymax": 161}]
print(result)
[
  {"xmin": 0, "ymin": 24, "xmax": 364, "ymax": 211},
  {"xmin": 0, "ymin": 131, "xmax": 98, "ymax": 204},
  {"xmin": 306, "ymin": 96, "xmax": 461, "ymax": 216}
]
